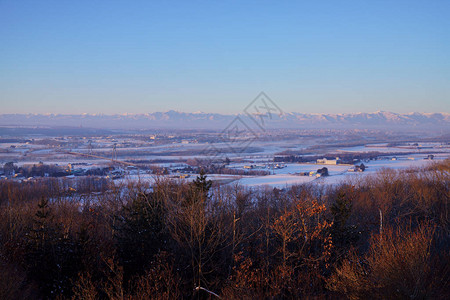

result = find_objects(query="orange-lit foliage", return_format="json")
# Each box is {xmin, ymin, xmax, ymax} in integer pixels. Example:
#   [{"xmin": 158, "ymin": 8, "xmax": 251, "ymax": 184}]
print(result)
[
  {"xmin": 328, "ymin": 222, "xmax": 449, "ymax": 299},
  {"xmin": 0, "ymin": 160, "xmax": 447, "ymax": 298}
]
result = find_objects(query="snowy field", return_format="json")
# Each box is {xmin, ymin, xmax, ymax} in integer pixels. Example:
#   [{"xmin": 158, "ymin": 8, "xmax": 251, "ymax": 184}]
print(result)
[
  {"xmin": 236, "ymin": 174, "xmax": 316, "ymax": 188},
  {"xmin": 337, "ymin": 142, "xmax": 449, "ymax": 153},
  {"xmin": 219, "ymin": 156, "xmax": 444, "ymax": 188},
  {"xmin": 111, "ymin": 156, "xmax": 445, "ymax": 189},
  {"xmin": 2, "ymin": 134, "xmax": 448, "ymax": 189}
]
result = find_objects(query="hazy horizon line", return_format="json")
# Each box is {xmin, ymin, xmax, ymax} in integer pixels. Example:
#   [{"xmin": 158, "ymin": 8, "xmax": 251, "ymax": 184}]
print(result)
[{"xmin": 1, "ymin": 110, "xmax": 449, "ymax": 116}]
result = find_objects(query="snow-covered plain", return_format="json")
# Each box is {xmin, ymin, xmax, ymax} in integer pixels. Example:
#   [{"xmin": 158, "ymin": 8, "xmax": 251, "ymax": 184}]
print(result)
[
  {"xmin": 2, "ymin": 132, "xmax": 448, "ymax": 189},
  {"xmin": 111, "ymin": 157, "xmax": 444, "ymax": 189},
  {"xmin": 236, "ymin": 174, "xmax": 316, "ymax": 188},
  {"xmin": 337, "ymin": 142, "xmax": 449, "ymax": 153},
  {"xmin": 220, "ymin": 156, "xmax": 444, "ymax": 188}
]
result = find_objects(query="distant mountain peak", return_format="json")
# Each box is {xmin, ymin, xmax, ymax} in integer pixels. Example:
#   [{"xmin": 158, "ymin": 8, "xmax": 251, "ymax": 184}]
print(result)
[{"xmin": 0, "ymin": 111, "xmax": 448, "ymax": 130}]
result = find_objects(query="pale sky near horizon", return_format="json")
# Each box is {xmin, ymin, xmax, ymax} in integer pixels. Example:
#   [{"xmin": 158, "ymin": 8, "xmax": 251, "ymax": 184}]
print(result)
[{"xmin": 1, "ymin": 0, "xmax": 449, "ymax": 114}]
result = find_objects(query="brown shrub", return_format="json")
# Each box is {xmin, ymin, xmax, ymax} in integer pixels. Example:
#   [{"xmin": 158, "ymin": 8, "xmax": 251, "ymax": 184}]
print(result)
[{"xmin": 327, "ymin": 223, "xmax": 449, "ymax": 299}]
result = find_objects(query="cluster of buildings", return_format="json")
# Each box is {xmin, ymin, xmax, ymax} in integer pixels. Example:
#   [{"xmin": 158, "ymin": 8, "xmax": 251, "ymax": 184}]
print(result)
[
  {"xmin": 243, "ymin": 163, "xmax": 287, "ymax": 170},
  {"xmin": 295, "ymin": 167, "xmax": 329, "ymax": 178},
  {"xmin": 316, "ymin": 157, "xmax": 341, "ymax": 165},
  {"xmin": 347, "ymin": 164, "xmax": 366, "ymax": 172}
]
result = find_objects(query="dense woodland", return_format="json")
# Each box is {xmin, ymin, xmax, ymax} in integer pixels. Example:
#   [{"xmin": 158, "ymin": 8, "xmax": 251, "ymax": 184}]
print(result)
[{"xmin": 0, "ymin": 161, "xmax": 448, "ymax": 299}]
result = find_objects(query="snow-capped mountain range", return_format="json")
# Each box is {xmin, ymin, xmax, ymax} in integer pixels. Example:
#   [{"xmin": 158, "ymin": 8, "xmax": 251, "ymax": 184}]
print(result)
[{"xmin": 0, "ymin": 111, "xmax": 448, "ymax": 130}]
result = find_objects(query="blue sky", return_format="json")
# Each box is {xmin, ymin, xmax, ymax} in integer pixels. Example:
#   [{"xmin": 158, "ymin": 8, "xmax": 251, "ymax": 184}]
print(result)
[{"xmin": 1, "ymin": 0, "xmax": 449, "ymax": 114}]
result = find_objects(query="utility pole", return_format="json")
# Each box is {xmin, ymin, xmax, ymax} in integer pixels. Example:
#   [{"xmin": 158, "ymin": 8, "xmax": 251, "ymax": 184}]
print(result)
[
  {"xmin": 112, "ymin": 143, "xmax": 117, "ymax": 161},
  {"xmin": 379, "ymin": 208, "xmax": 383, "ymax": 238},
  {"xmin": 88, "ymin": 140, "xmax": 93, "ymax": 155}
]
